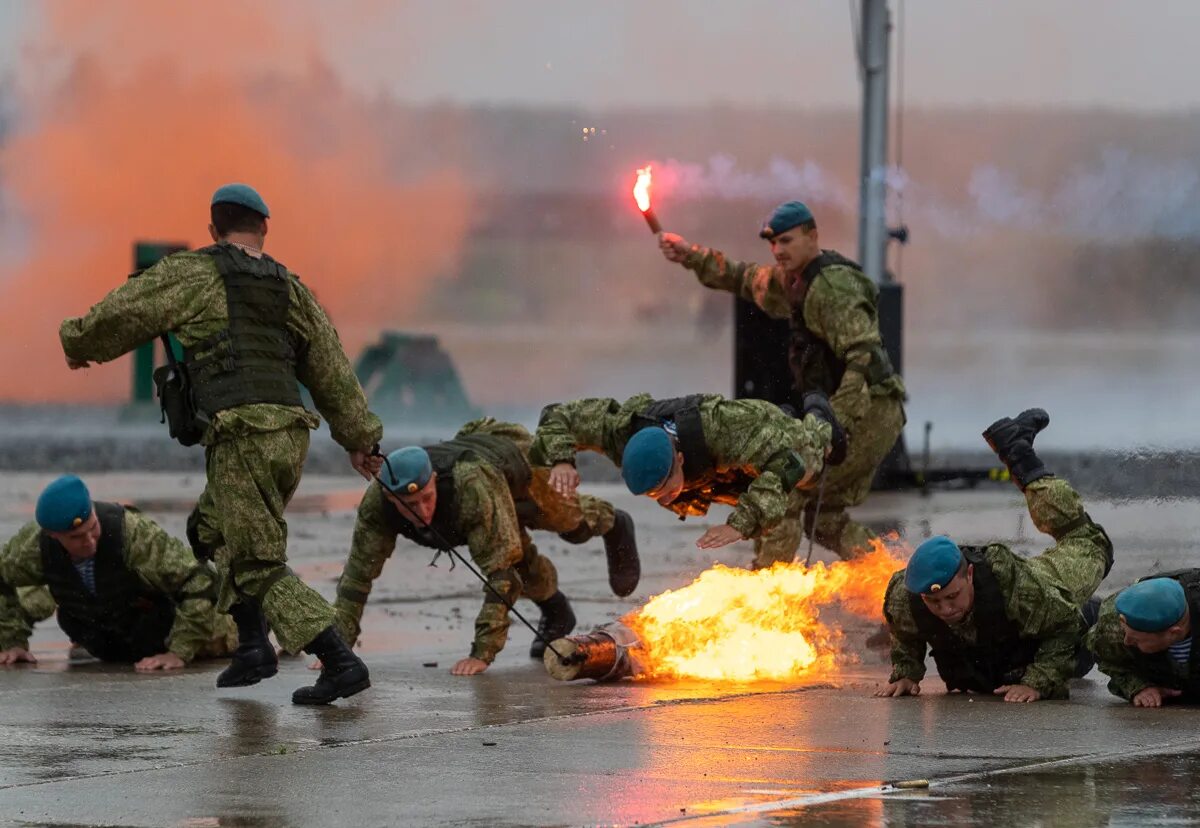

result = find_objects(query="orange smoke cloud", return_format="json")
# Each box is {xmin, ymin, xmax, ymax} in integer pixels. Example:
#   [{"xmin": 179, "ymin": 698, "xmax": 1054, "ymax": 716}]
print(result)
[{"xmin": 0, "ymin": 1, "xmax": 470, "ymax": 402}]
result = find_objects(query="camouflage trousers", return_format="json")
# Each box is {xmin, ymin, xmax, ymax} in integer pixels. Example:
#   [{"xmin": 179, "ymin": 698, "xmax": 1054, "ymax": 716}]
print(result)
[
  {"xmin": 1025, "ymin": 476, "xmax": 1111, "ymax": 606},
  {"xmin": 193, "ymin": 427, "xmax": 335, "ymax": 653},
  {"xmin": 754, "ymin": 393, "xmax": 905, "ymax": 567}
]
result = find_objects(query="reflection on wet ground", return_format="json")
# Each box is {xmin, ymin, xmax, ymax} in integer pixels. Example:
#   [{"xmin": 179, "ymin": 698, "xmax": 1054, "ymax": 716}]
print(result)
[{"xmin": 762, "ymin": 752, "xmax": 1200, "ymax": 827}]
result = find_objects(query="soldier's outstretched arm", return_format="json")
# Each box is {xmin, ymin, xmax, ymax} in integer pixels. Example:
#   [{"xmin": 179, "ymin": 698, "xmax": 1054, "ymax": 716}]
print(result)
[
  {"xmin": 668, "ymin": 235, "xmax": 790, "ymax": 319},
  {"xmin": 0, "ymin": 525, "xmax": 49, "ymax": 659},
  {"xmin": 530, "ymin": 395, "xmax": 654, "ymax": 482},
  {"xmin": 878, "ymin": 576, "xmax": 929, "ymax": 696},
  {"xmin": 459, "ymin": 465, "xmax": 526, "ymax": 671},
  {"xmin": 124, "ymin": 510, "xmax": 220, "ymax": 664},
  {"xmin": 288, "ymin": 280, "xmax": 383, "ymax": 453},
  {"xmin": 59, "ymin": 255, "xmax": 207, "ymax": 365},
  {"xmin": 1086, "ymin": 598, "xmax": 1154, "ymax": 702},
  {"xmin": 333, "ymin": 484, "xmax": 398, "ymax": 646}
]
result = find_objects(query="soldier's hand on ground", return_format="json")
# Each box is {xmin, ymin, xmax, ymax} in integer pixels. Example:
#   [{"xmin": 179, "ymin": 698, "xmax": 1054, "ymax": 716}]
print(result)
[
  {"xmin": 308, "ymin": 659, "xmax": 323, "ymax": 671},
  {"xmin": 1132, "ymin": 686, "xmax": 1182, "ymax": 708},
  {"xmin": 874, "ymin": 678, "xmax": 920, "ymax": 697},
  {"xmin": 348, "ymin": 449, "xmax": 381, "ymax": 481},
  {"xmin": 450, "ymin": 657, "xmax": 489, "ymax": 676},
  {"xmin": 134, "ymin": 652, "xmax": 186, "ymax": 672},
  {"xmin": 65, "ymin": 356, "xmax": 90, "ymax": 370},
  {"xmin": 0, "ymin": 646, "xmax": 36, "ymax": 665},
  {"xmin": 659, "ymin": 232, "xmax": 691, "ymax": 263},
  {"xmin": 696, "ymin": 524, "xmax": 745, "ymax": 549},
  {"xmin": 994, "ymin": 684, "xmax": 1041, "ymax": 703},
  {"xmin": 548, "ymin": 463, "xmax": 581, "ymax": 497}
]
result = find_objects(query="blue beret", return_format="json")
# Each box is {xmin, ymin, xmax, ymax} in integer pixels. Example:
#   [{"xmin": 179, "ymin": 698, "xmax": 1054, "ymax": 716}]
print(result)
[
  {"xmin": 36, "ymin": 475, "xmax": 93, "ymax": 532},
  {"xmin": 622, "ymin": 427, "xmax": 675, "ymax": 495},
  {"xmin": 379, "ymin": 447, "xmax": 433, "ymax": 495},
  {"xmin": 759, "ymin": 200, "xmax": 815, "ymax": 239},
  {"xmin": 904, "ymin": 536, "xmax": 965, "ymax": 594},
  {"xmin": 1116, "ymin": 578, "xmax": 1188, "ymax": 632},
  {"xmin": 211, "ymin": 183, "xmax": 270, "ymax": 218}
]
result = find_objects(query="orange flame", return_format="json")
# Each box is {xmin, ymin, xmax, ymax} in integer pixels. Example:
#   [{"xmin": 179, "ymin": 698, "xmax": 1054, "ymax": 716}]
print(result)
[
  {"xmin": 633, "ymin": 165, "xmax": 653, "ymax": 212},
  {"xmin": 624, "ymin": 539, "xmax": 905, "ymax": 682}
]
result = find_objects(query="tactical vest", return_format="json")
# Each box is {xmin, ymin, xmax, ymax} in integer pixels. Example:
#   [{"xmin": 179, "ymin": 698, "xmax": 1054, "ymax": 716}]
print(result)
[
  {"xmin": 183, "ymin": 243, "xmax": 303, "ymax": 416},
  {"xmin": 40, "ymin": 502, "xmax": 175, "ymax": 662},
  {"xmin": 1125, "ymin": 569, "xmax": 1200, "ymax": 699},
  {"xmin": 382, "ymin": 434, "xmax": 532, "ymax": 550},
  {"xmin": 909, "ymin": 546, "xmax": 1042, "ymax": 692},
  {"xmin": 628, "ymin": 396, "xmax": 754, "ymax": 519},
  {"xmin": 786, "ymin": 251, "xmax": 895, "ymax": 397}
]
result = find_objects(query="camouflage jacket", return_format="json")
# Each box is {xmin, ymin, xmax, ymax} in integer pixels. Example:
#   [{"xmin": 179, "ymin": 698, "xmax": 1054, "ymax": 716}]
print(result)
[
  {"xmin": 1086, "ymin": 595, "xmax": 1193, "ymax": 701},
  {"xmin": 528, "ymin": 393, "xmax": 830, "ymax": 538},
  {"xmin": 0, "ymin": 514, "xmax": 220, "ymax": 661},
  {"xmin": 59, "ymin": 247, "xmax": 382, "ymax": 450},
  {"xmin": 335, "ymin": 419, "xmax": 538, "ymax": 663},
  {"xmin": 681, "ymin": 246, "xmax": 905, "ymax": 431}
]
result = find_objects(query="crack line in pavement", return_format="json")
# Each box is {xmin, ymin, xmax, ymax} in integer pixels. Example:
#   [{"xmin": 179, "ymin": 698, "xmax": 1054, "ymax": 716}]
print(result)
[
  {"xmin": 648, "ymin": 734, "xmax": 1200, "ymax": 825},
  {"xmin": 0, "ymin": 684, "xmax": 834, "ymax": 791}
]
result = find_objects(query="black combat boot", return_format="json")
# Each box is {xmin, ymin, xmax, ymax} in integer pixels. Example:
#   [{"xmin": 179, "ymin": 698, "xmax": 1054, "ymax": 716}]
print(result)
[
  {"xmin": 216, "ymin": 602, "xmax": 279, "ymax": 688},
  {"xmin": 529, "ymin": 591, "xmax": 576, "ymax": 659},
  {"xmin": 982, "ymin": 408, "xmax": 1051, "ymax": 491},
  {"xmin": 292, "ymin": 627, "xmax": 370, "ymax": 705},
  {"xmin": 604, "ymin": 510, "xmax": 641, "ymax": 597}
]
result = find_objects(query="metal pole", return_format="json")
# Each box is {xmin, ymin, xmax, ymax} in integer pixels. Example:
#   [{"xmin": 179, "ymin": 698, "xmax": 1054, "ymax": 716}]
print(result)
[{"xmin": 857, "ymin": 0, "xmax": 891, "ymax": 284}]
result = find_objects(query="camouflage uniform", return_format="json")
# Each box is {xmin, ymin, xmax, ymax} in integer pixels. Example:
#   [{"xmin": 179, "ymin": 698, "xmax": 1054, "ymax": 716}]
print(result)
[
  {"xmin": 335, "ymin": 419, "xmax": 614, "ymax": 663},
  {"xmin": 529, "ymin": 394, "xmax": 831, "ymax": 563},
  {"xmin": 60, "ymin": 247, "xmax": 382, "ymax": 653},
  {"xmin": 0, "ymin": 514, "xmax": 236, "ymax": 661},
  {"xmin": 883, "ymin": 477, "xmax": 1111, "ymax": 699},
  {"xmin": 681, "ymin": 246, "xmax": 906, "ymax": 564},
  {"xmin": 16, "ymin": 585, "xmax": 55, "ymax": 624},
  {"xmin": 1087, "ymin": 580, "xmax": 1200, "ymax": 702}
]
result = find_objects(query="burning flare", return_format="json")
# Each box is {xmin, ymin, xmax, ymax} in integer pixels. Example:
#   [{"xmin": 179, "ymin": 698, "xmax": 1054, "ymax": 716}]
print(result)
[
  {"xmin": 632, "ymin": 165, "xmax": 662, "ymax": 233},
  {"xmin": 623, "ymin": 540, "xmax": 905, "ymax": 682}
]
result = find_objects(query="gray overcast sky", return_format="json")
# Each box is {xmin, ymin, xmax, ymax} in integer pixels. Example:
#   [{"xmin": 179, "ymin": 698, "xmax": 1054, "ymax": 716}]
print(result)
[{"xmin": 3, "ymin": 0, "xmax": 1200, "ymax": 110}]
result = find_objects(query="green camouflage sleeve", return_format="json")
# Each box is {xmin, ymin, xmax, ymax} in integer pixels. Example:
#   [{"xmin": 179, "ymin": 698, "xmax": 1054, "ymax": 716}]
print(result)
[
  {"xmin": 59, "ymin": 253, "xmax": 217, "ymax": 363},
  {"xmin": 704, "ymin": 400, "xmax": 830, "ymax": 538},
  {"xmin": 804, "ymin": 269, "xmax": 882, "ymax": 430},
  {"xmin": 123, "ymin": 510, "xmax": 219, "ymax": 663},
  {"xmin": 17, "ymin": 586, "xmax": 56, "ymax": 623},
  {"xmin": 881, "ymin": 572, "xmax": 929, "ymax": 683},
  {"xmin": 288, "ymin": 280, "xmax": 383, "ymax": 452},
  {"xmin": 333, "ymin": 483, "xmax": 398, "ymax": 646},
  {"xmin": 1086, "ymin": 595, "xmax": 1151, "ymax": 701},
  {"xmin": 529, "ymin": 394, "xmax": 654, "ymax": 468},
  {"xmin": 456, "ymin": 461, "xmax": 525, "ymax": 663},
  {"xmin": 681, "ymin": 246, "xmax": 791, "ymax": 319},
  {"xmin": 986, "ymin": 545, "xmax": 1083, "ymax": 697},
  {"xmin": 0, "ymin": 523, "xmax": 47, "ymax": 650}
]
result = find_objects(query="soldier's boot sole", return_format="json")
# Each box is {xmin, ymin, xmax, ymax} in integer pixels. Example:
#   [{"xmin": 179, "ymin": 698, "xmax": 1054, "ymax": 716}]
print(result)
[
  {"xmin": 216, "ymin": 660, "xmax": 279, "ymax": 688},
  {"xmin": 604, "ymin": 510, "xmax": 641, "ymax": 598},
  {"xmin": 982, "ymin": 408, "xmax": 1050, "ymax": 455}
]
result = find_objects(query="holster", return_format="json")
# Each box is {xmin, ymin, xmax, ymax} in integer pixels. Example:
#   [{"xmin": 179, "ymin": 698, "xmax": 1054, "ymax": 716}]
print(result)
[{"xmin": 153, "ymin": 335, "xmax": 209, "ymax": 447}]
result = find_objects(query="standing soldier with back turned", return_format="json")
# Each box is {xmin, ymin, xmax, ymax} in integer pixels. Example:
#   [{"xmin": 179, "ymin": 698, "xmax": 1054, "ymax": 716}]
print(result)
[
  {"xmin": 659, "ymin": 201, "xmax": 905, "ymax": 566},
  {"xmin": 58, "ymin": 184, "xmax": 383, "ymax": 705}
]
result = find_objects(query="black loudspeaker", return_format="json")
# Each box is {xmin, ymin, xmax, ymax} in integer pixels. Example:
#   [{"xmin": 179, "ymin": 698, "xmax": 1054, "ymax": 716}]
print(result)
[{"xmin": 732, "ymin": 279, "xmax": 912, "ymax": 489}]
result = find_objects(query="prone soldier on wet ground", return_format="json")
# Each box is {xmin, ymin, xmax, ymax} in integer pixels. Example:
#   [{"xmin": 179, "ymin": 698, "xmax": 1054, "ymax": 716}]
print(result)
[
  {"xmin": 529, "ymin": 391, "xmax": 838, "ymax": 567},
  {"xmin": 876, "ymin": 409, "xmax": 1113, "ymax": 703},
  {"xmin": 658, "ymin": 201, "xmax": 905, "ymax": 566},
  {"xmin": 1088, "ymin": 571, "xmax": 1200, "ymax": 708},
  {"xmin": 0, "ymin": 476, "xmax": 236, "ymax": 671},
  {"xmin": 332, "ymin": 417, "xmax": 640, "ymax": 676},
  {"xmin": 58, "ymin": 183, "xmax": 383, "ymax": 704}
]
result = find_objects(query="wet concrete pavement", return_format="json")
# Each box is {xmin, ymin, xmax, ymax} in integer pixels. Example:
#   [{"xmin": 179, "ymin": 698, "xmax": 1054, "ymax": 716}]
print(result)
[{"xmin": 2, "ymin": 472, "xmax": 1200, "ymax": 826}]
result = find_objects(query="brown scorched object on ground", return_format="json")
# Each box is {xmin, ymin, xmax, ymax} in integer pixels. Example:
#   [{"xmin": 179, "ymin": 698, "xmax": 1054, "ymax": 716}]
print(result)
[{"xmin": 543, "ymin": 621, "xmax": 646, "ymax": 682}]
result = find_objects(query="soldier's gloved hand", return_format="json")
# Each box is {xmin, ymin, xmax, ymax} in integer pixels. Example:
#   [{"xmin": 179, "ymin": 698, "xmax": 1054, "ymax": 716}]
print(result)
[
  {"xmin": 659, "ymin": 232, "xmax": 692, "ymax": 264},
  {"xmin": 800, "ymin": 392, "xmax": 847, "ymax": 465}
]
